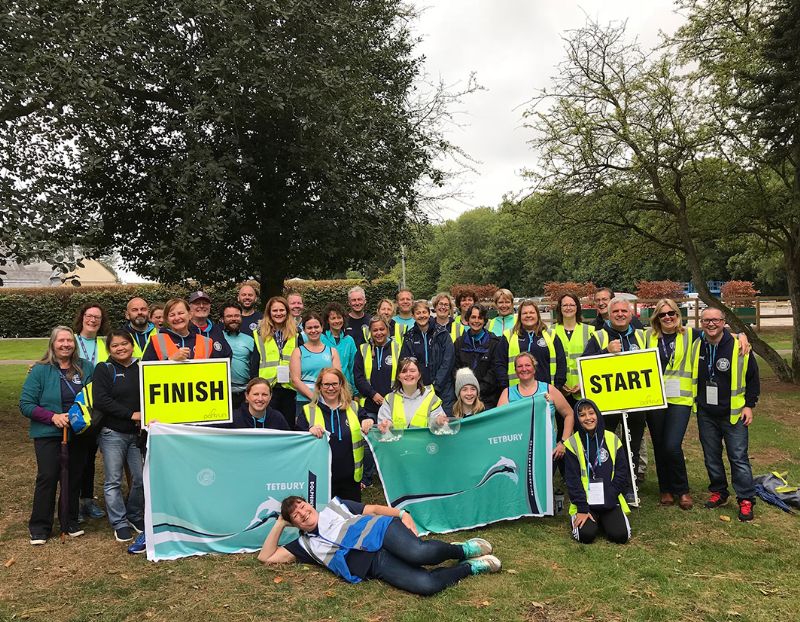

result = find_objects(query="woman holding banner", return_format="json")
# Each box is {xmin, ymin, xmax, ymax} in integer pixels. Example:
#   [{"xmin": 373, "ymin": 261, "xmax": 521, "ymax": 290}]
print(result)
[
  {"xmin": 497, "ymin": 352, "xmax": 573, "ymax": 459},
  {"xmin": 142, "ymin": 299, "xmax": 227, "ymax": 362},
  {"xmin": 19, "ymin": 326, "xmax": 94, "ymax": 544},
  {"xmin": 374, "ymin": 358, "xmax": 446, "ymax": 431},
  {"xmin": 253, "ymin": 296, "xmax": 301, "ymax": 429},
  {"xmin": 92, "ymin": 330, "xmax": 144, "ymax": 543},
  {"xmin": 297, "ymin": 368, "xmax": 369, "ymax": 501},
  {"xmin": 290, "ymin": 312, "xmax": 341, "ymax": 424}
]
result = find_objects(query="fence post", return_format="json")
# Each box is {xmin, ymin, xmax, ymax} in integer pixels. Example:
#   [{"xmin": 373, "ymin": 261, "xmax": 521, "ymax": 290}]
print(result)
[
  {"xmin": 755, "ymin": 298, "xmax": 761, "ymax": 332},
  {"xmin": 693, "ymin": 298, "xmax": 699, "ymax": 329}
]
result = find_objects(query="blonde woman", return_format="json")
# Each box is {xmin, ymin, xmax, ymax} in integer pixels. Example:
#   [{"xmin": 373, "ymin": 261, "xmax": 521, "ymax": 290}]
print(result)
[
  {"xmin": 488, "ymin": 289, "xmax": 515, "ymax": 336},
  {"xmin": 505, "ymin": 300, "xmax": 566, "ymax": 389}
]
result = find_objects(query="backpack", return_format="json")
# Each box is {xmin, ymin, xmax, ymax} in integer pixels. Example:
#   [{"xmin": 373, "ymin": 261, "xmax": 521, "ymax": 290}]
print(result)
[{"xmin": 67, "ymin": 362, "xmax": 116, "ymax": 434}]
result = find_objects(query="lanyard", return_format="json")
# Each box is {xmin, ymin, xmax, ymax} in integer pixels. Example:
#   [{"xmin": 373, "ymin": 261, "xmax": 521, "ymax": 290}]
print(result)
[
  {"xmin": 585, "ymin": 433, "xmax": 602, "ymax": 477},
  {"xmin": 423, "ymin": 332, "xmax": 429, "ymax": 367},
  {"xmin": 375, "ymin": 344, "xmax": 384, "ymax": 371},
  {"xmin": 525, "ymin": 331, "xmax": 535, "ymax": 352},
  {"xmin": 659, "ymin": 336, "xmax": 673, "ymax": 366},
  {"xmin": 275, "ymin": 330, "xmax": 285, "ymax": 351},
  {"xmin": 251, "ymin": 415, "xmax": 267, "ymax": 429},
  {"xmin": 77, "ymin": 336, "xmax": 96, "ymax": 365},
  {"xmin": 58, "ymin": 369, "xmax": 81, "ymax": 398},
  {"xmin": 707, "ymin": 342, "xmax": 717, "ymax": 381},
  {"xmin": 329, "ymin": 407, "xmax": 342, "ymax": 441}
]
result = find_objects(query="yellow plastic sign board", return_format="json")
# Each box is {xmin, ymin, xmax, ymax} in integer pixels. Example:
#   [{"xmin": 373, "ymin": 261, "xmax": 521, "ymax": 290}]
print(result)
[
  {"xmin": 140, "ymin": 359, "xmax": 232, "ymax": 426},
  {"xmin": 577, "ymin": 348, "xmax": 666, "ymax": 414}
]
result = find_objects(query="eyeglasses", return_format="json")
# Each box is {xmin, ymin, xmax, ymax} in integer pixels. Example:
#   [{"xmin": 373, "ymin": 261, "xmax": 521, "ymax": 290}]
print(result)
[
  {"xmin": 701, "ymin": 318, "xmax": 724, "ymax": 325},
  {"xmin": 84, "ymin": 314, "xmax": 102, "ymax": 321},
  {"xmin": 657, "ymin": 310, "xmax": 677, "ymax": 319},
  {"xmin": 321, "ymin": 382, "xmax": 340, "ymax": 389}
]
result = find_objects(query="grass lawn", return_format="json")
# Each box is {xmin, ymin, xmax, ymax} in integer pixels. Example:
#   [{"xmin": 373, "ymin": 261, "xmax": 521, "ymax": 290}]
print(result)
[
  {"xmin": 0, "ymin": 339, "xmax": 48, "ymax": 361},
  {"xmin": 1, "ymin": 366, "xmax": 799, "ymax": 621}
]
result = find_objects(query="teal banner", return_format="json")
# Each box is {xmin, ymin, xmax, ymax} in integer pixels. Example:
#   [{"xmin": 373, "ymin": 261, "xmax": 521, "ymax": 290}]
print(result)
[
  {"xmin": 143, "ymin": 423, "xmax": 331, "ymax": 561},
  {"xmin": 368, "ymin": 396, "xmax": 554, "ymax": 534}
]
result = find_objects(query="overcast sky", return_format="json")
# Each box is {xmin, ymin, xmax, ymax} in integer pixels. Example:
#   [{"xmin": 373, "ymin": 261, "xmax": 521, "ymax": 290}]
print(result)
[{"xmin": 411, "ymin": 0, "xmax": 687, "ymax": 219}]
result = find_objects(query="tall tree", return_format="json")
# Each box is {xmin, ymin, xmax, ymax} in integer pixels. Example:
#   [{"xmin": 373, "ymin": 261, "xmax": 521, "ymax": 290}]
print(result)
[
  {"xmin": 523, "ymin": 18, "xmax": 797, "ymax": 382},
  {"xmin": 1, "ymin": 0, "xmax": 465, "ymax": 294}
]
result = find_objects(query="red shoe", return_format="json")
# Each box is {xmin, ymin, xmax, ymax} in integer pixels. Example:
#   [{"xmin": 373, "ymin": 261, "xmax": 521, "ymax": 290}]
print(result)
[
  {"xmin": 738, "ymin": 499, "xmax": 754, "ymax": 522},
  {"xmin": 704, "ymin": 492, "xmax": 728, "ymax": 509},
  {"xmin": 659, "ymin": 492, "xmax": 674, "ymax": 506}
]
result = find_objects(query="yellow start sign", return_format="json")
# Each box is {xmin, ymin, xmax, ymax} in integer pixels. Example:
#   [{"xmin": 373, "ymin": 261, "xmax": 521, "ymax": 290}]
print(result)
[
  {"xmin": 577, "ymin": 348, "xmax": 666, "ymax": 414},
  {"xmin": 140, "ymin": 359, "xmax": 232, "ymax": 426}
]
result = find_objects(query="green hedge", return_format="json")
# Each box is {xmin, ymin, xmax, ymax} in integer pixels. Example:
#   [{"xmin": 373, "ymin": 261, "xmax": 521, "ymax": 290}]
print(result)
[{"xmin": 0, "ymin": 278, "xmax": 400, "ymax": 338}]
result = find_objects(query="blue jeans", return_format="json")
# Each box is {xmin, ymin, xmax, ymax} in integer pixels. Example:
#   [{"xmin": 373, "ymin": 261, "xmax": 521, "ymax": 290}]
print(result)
[
  {"xmin": 98, "ymin": 428, "xmax": 144, "ymax": 529},
  {"xmin": 367, "ymin": 519, "xmax": 470, "ymax": 595},
  {"xmin": 697, "ymin": 409, "xmax": 755, "ymax": 501},
  {"xmin": 646, "ymin": 404, "xmax": 691, "ymax": 495}
]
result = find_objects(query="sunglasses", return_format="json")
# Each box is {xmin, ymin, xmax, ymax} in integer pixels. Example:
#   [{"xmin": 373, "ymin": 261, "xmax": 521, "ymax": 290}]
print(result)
[{"xmin": 657, "ymin": 310, "xmax": 677, "ymax": 319}]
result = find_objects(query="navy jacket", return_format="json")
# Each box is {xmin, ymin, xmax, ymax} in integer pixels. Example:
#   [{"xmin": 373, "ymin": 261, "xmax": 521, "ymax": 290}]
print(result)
[
  {"xmin": 696, "ymin": 329, "xmax": 760, "ymax": 416},
  {"xmin": 189, "ymin": 319, "xmax": 233, "ymax": 358},
  {"xmin": 452, "ymin": 329, "xmax": 508, "ymax": 409},
  {"xmin": 401, "ymin": 323, "xmax": 455, "ymax": 412},
  {"xmin": 353, "ymin": 339, "xmax": 398, "ymax": 416}
]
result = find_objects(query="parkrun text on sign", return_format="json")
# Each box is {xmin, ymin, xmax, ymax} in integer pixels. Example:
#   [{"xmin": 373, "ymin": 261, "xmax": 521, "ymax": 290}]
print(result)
[
  {"xmin": 577, "ymin": 348, "xmax": 666, "ymax": 414},
  {"xmin": 140, "ymin": 359, "xmax": 233, "ymax": 426}
]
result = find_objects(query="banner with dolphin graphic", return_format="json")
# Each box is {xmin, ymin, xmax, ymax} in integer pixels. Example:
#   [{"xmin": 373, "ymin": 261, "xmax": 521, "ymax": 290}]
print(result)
[
  {"xmin": 367, "ymin": 396, "xmax": 553, "ymax": 534},
  {"xmin": 143, "ymin": 423, "xmax": 330, "ymax": 561}
]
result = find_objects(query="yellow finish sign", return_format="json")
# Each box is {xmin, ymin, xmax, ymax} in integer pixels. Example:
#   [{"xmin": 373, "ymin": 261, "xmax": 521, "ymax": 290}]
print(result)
[
  {"xmin": 140, "ymin": 359, "xmax": 232, "ymax": 426},
  {"xmin": 577, "ymin": 348, "xmax": 666, "ymax": 414}
]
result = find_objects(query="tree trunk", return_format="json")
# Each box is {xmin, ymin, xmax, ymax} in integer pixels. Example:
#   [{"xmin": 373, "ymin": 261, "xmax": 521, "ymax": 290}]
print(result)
[{"xmin": 785, "ymin": 224, "xmax": 800, "ymax": 383}]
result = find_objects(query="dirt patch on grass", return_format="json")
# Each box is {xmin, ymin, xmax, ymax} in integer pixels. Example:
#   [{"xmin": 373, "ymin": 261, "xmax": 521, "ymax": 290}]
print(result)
[
  {"xmin": 750, "ymin": 446, "xmax": 797, "ymax": 465},
  {"xmin": 761, "ymin": 378, "xmax": 800, "ymax": 396}
]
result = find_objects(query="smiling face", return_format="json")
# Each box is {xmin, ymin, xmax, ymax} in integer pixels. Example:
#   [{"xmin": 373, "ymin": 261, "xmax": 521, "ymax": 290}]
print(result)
[
  {"xmin": 246, "ymin": 382, "xmax": 272, "ymax": 412},
  {"xmin": 397, "ymin": 291, "xmax": 413, "ymax": 314},
  {"xmin": 655, "ymin": 301, "xmax": 679, "ymax": 333},
  {"xmin": 287, "ymin": 294, "xmax": 304, "ymax": 318},
  {"xmin": 189, "ymin": 298, "xmax": 211, "ymax": 323},
  {"xmin": 460, "ymin": 384, "xmax": 478, "ymax": 406},
  {"xmin": 238, "ymin": 285, "xmax": 257, "ymax": 311},
  {"xmin": 223, "ymin": 306, "xmax": 242, "ymax": 333},
  {"xmin": 304, "ymin": 318, "xmax": 322, "ymax": 342},
  {"xmin": 398, "ymin": 360, "xmax": 421, "ymax": 388},
  {"xmin": 82, "ymin": 307, "xmax": 103, "ymax": 336},
  {"xmin": 413, "ymin": 305, "xmax": 430, "ymax": 328},
  {"xmin": 108, "ymin": 335, "xmax": 134, "ymax": 364},
  {"xmin": 578, "ymin": 405, "xmax": 598, "ymax": 433},
  {"xmin": 288, "ymin": 500, "xmax": 319, "ymax": 531},
  {"xmin": 559, "ymin": 296, "xmax": 578, "ymax": 321},
  {"xmin": 348, "ymin": 290, "xmax": 366, "ymax": 314},
  {"xmin": 167, "ymin": 302, "xmax": 190, "ymax": 334},
  {"xmin": 269, "ymin": 301, "xmax": 288, "ymax": 326},
  {"xmin": 467, "ymin": 308, "xmax": 484, "ymax": 332},
  {"xmin": 370, "ymin": 321, "xmax": 388, "ymax": 345},
  {"xmin": 459, "ymin": 296, "xmax": 475, "ymax": 317},
  {"xmin": 434, "ymin": 298, "xmax": 452, "ymax": 322},
  {"xmin": 496, "ymin": 295, "xmax": 514, "ymax": 316},
  {"xmin": 595, "ymin": 290, "xmax": 612, "ymax": 315},
  {"xmin": 519, "ymin": 303, "xmax": 539, "ymax": 330},
  {"xmin": 327, "ymin": 311, "xmax": 345, "ymax": 333},
  {"xmin": 609, "ymin": 301, "xmax": 632, "ymax": 331},
  {"xmin": 515, "ymin": 355, "xmax": 536, "ymax": 381},
  {"xmin": 319, "ymin": 371, "xmax": 342, "ymax": 405},
  {"xmin": 378, "ymin": 301, "xmax": 394, "ymax": 319},
  {"xmin": 701, "ymin": 309, "xmax": 725, "ymax": 340},
  {"xmin": 53, "ymin": 330, "xmax": 76, "ymax": 362}
]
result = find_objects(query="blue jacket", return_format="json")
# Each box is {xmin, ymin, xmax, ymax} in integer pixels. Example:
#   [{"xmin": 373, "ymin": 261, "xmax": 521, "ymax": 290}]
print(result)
[
  {"xmin": 321, "ymin": 331, "xmax": 357, "ymax": 395},
  {"xmin": 452, "ymin": 329, "xmax": 508, "ymax": 409},
  {"xmin": 20, "ymin": 360, "xmax": 94, "ymax": 439},
  {"xmin": 353, "ymin": 339, "xmax": 398, "ymax": 416},
  {"xmin": 400, "ymin": 323, "xmax": 455, "ymax": 413}
]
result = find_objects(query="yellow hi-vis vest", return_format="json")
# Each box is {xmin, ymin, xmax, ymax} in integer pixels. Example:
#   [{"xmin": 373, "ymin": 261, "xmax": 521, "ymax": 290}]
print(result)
[
  {"xmin": 645, "ymin": 327, "xmax": 696, "ymax": 407},
  {"xmin": 591, "ymin": 328, "xmax": 646, "ymax": 351},
  {"xmin": 564, "ymin": 431, "xmax": 630, "ymax": 515},
  {"xmin": 387, "ymin": 389, "xmax": 442, "ymax": 429},
  {"xmin": 77, "ymin": 336, "xmax": 109, "ymax": 366},
  {"xmin": 691, "ymin": 338, "xmax": 750, "ymax": 424},
  {"xmin": 504, "ymin": 329, "xmax": 557, "ymax": 386},
  {"xmin": 303, "ymin": 402, "xmax": 364, "ymax": 483},
  {"xmin": 392, "ymin": 322, "xmax": 409, "ymax": 345},
  {"xmin": 548, "ymin": 323, "xmax": 595, "ymax": 388},
  {"xmin": 358, "ymin": 339, "xmax": 400, "ymax": 406},
  {"xmin": 450, "ymin": 320, "xmax": 468, "ymax": 343},
  {"xmin": 130, "ymin": 328, "xmax": 157, "ymax": 359},
  {"xmin": 252, "ymin": 328, "xmax": 297, "ymax": 389}
]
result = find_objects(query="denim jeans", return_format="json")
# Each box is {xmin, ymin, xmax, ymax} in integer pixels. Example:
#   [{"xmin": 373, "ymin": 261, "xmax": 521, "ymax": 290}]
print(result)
[
  {"xmin": 697, "ymin": 409, "xmax": 755, "ymax": 500},
  {"xmin": 98, "ymin": 428, "xmax": 144, "ymax": 529},
  {"xmin": 367, "ymin": 519, "xmax": 470, "ymax": 595},
  {"xmin": 646, "ymin": 404, "xmax": 691, "ymax": 495}
]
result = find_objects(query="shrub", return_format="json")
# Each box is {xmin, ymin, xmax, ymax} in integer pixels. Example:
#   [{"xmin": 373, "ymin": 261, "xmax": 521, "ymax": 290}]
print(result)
[
  {"xmin": 634, "ymin": 280, "xmax": 685, "ymax": 303},
  {"xmin": 720, "ymin": 280, "xmax": 759, "ymax": 307},
  {"xmin": 543, "ymin": 281, "xmax": 597, "ymax": 303},
  {"xmin": 0, "ymin": 278, "xmax": 399, "ymax": 337},
  {"xmin": 449, "ymin": 284, "xmax": 499, "ymax": 302}
]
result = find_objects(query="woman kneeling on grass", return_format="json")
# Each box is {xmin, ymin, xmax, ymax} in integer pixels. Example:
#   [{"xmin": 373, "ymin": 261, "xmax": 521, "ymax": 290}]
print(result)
[
  {"xmin": 258, "ymin": 496, "xmax": 500, "ymax": 595},
  {"xmin": 564, "ymin": 399, "xmax": 631, "ymax": 544}
]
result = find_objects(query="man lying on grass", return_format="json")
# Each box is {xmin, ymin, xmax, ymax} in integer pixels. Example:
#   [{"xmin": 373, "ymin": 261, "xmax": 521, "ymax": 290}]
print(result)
[{"xmin": 258, "ymin": 495, "xmax": 501, "ymax": 595}]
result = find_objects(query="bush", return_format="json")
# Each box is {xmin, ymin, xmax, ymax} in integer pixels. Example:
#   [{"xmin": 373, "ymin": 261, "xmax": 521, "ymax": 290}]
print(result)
[
  {"xmin": 449, "ymin": 284, "xmax": 499, "ymax": 302},
  {"xmin": 0, "ymin": 278, "xmax": 400, "ymax": 337},
  {"xmin": 721, "ymin": 280, "xmax": 759, "ymax": 307},
  {"xmin": 634, "ymin": 280, "xmax": 685, "ymax": 303},
  {"xmin": 284, "ymin": 278, "xmax": 399, "ymax": 314},
  {"xmin": 543, "ymin": 281, "xmax": 597, "ymax": 303}
]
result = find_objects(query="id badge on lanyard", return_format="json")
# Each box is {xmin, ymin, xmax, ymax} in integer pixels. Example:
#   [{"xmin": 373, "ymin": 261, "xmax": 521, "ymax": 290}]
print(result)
[
  {"xmin": 665, "ymin": 379, "xmax": 681, "ymax": 398},
  {"xmin": 277, "ymin": 365, "xmax": 290, "ymax": 384},
  {"xmin": 588, "ymin": 478, "xmax": 605, "ymax": 505},
  {"xmin": 706, "ymin": 380, "xmax": 719, "ymax": 406}
]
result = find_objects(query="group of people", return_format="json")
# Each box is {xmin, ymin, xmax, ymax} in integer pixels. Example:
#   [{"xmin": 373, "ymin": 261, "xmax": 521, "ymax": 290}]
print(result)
[{"xmin": 19, "ymin": 282, "xmax": 761, "ymax": 595}]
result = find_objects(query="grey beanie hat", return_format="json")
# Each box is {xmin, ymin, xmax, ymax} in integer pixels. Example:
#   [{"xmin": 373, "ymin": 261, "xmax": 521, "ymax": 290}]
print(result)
[{"xmin": 455, "ymin": 367, "xmax": 480, "ymax": 396}]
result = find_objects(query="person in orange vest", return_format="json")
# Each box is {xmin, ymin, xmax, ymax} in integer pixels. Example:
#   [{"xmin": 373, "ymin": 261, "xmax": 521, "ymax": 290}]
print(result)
[{"xmin": 141, "ymin": 298, "xmax": 228, "ymax": 361}]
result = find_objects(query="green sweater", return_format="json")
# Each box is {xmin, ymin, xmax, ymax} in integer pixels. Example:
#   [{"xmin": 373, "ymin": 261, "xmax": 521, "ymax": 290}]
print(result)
[{"xmin": 19, "ymin": 360, "xmax": 94, "ymax": 439}]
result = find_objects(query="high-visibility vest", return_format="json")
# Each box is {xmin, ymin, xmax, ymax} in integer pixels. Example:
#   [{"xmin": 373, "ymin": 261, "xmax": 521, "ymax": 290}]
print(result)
[
  {"xmin": 645, "ymin": 327, "xmax": 695, "ymax": 406},
  {"xmin": 564, "ymin": 431, "xmax": 630, "ymax": 515},
  {"xmin": 360, "ymin": 339, "xmax": 400, "ymax": 384},
  {"xmin": 591, "ymin": 328, "xmax": 646, "ymax": 351},
  {"xmin": 548, "ymin": 323, "xmax": 595, "ymax": 388},
  {"xmin": 387, "ymin": 389, "xmax": 442, "ymax": 428},
  {"xmin": 130, "ymin": 328, "xmax": 157, "ymax": 359},
  {"xmin": 151, "ymin": 333, "xmax": 212, "ymax": 360},
  {"xmin": 504, "ymin": 329, "xmax": 557, "ymax": 386},
  {"xmin": 450, "ymin": 321, "xmax": 468, "ymax": 343},
  {"xmin": 252, "ymin": 328, "xmax": 297, "ymax": 389},
  {"xmin": 303, "ymin": 403, "xmax": 364, "ymax": 483},
  {"xmin": 691, "ymin": 338, "xmax": 749, "ymax": 424},
  {"xmin": 392, "ymin": 322, "xmax": 408, "ymax": 345},
  {"xmin": 68, "ymin": 382, "xmax": 94, "ymax": 435},
  {"xmin": 77, "ymin": 335, "xmax": 109, "ymax": 366}
]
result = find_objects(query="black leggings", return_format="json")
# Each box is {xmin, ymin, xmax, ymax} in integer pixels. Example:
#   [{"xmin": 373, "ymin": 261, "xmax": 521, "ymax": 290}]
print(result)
[
  {"xmin": 271, "ymin": 386, "xmax": 297, "ymax": 430},
  {"xmin": 367, "ymin": 520, "xmax": 470, "ymax": 595},
  {"xmin": 570, "ymin": 505, "xmax": 630, "ymax": 544}
]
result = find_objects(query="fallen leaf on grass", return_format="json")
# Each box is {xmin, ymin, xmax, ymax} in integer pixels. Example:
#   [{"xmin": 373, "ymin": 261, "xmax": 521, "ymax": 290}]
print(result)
[
  {"xmin": 273, "ymin": 577, "xmax": 283, "ymax": 584},
  {"xmin": 530, "ymin": 602, "xmax": 545, "ymax": 609},
  {"xmin": 324, "ymin": 590, "xmax": 335, "ymax": 597},
  {"xmin": 120, "ymin": 574, "xmax": 131, "ymax": 580},
  {"xmin": 506, "ymin": 569, "xmax": 518, "ymax": 574},
  {"xmin": 726, "ymin": 611, "xmax": 741, "ymax": 617},
  {"xmin": 668, "ymin": 541, "xmax": 678, "ymax": 546},
  {"xmin": 4, "ymin": 558, "xmax": 15, "ymax": 568},
  {"xmin": 481, "ymin": 601, "xmax": 490, "ymax": 607},
  {"xmin": 720, "ymin": 515, "xmax": 731, "ymax": 522}
]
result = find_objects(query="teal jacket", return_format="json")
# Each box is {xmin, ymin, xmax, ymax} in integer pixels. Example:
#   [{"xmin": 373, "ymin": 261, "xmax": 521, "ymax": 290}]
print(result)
[
  {"xmin": 321, "ymin": 331, "xmax": 357, "ymax": 394},
  {"xmin": 19, "ymin": 360, "xmax": 94, "ymax": 439}
]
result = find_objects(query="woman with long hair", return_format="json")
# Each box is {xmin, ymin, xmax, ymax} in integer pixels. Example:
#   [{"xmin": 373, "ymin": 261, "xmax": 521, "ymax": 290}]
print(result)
[
  {"xmin": 548, "ymin": 293, "xmax": 595, "ymax": 405},
  {"xmin": 451, "ymin": 368, "xmax": 485, "ymax": 419},
  {"xmin": 296, "ymin": 368, "xmax": 369, "ymax": 501},
  {"xmin": 375, "ymin": 358, "xmax": 446, "ymax": 431},
  {"xmin": 19, "ymin": 326, "xmax": 94, "ymax": 544},
  {"xmin": 505, "ymin": 300, "xmax": 566, "ymax": 390},
  {"xmin": 252, "ymin": 296, "xmax": 301, "ymax": 427}
]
